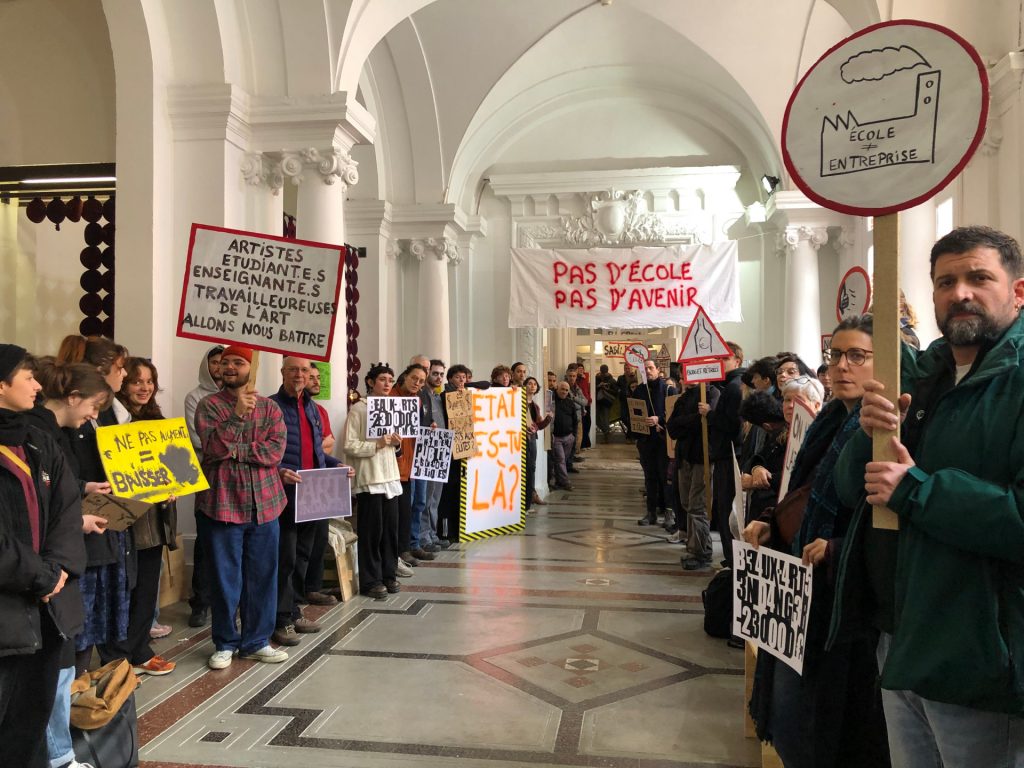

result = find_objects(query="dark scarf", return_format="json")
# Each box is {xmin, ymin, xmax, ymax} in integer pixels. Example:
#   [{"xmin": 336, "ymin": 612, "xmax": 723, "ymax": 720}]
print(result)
[
  {"xmin": 792, "ymin": 400, "xmax": 862, "ymax": 552},
  {"xmin": 0, "ymin": 408, "xmax": 29, "ymax": 446}
]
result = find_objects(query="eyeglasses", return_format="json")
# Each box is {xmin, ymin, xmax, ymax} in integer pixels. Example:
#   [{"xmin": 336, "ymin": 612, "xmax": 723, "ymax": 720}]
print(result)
[{"xmin": 824, "ymin": 348, "xmax": 873, "ymax": 366}]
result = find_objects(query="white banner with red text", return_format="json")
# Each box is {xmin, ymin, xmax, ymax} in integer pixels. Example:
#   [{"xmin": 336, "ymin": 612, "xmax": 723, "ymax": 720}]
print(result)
[{"xmin": 509, "ymin": 243, "xmax": 740, "ymax": 329}]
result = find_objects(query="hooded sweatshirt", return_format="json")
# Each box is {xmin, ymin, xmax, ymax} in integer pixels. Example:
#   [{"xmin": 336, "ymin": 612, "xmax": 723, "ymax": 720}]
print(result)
[{"xmin": 184, "ymin": 345, "xmax": 223, "ymax": 455}]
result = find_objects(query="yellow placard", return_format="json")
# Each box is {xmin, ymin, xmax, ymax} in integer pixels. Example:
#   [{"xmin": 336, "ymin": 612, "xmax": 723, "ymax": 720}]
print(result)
[{"xmin": 95, "ymin": 417, "xmax": 210, "ymax": 503}]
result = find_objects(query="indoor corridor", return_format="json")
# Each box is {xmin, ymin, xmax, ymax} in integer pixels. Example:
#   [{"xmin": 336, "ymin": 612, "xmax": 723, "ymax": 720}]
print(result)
[{"xmin": 136, "ymin": 438, "xmax": 758, "ymax": 768}]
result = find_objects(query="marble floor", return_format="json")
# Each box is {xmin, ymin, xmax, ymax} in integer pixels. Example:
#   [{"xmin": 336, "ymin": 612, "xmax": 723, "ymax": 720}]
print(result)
[{"xmin": 137, "ymin": 439, "xmax": 761, "ymax": 768}]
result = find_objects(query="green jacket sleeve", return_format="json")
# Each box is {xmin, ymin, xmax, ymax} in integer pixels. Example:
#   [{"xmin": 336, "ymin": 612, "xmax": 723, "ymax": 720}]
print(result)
[
  {"xmin": 889, "ymin": 464, "xmax": 1024, "ymax": 564},
  {"xmin": 836, "ymin": 429, "xmax": 872, "ymax": 508}
]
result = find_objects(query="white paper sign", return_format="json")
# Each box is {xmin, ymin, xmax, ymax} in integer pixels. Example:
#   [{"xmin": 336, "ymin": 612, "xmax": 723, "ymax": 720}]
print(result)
[
  {"xmin": 732, "ymin": 541, "xmax": 814, "ymax": 675},
  {"xmin": 783, "ymin": 21, "xmax": 988, "ymax": 216},
  {"xmin": 683, "ymin": 359, "xmax": 725, "ymax": 384},
  {"xmin": 177, "ymin": 223, "xmax": 344, "ymax": 360},
  {"xmin": 411, "ymin": 428, "xmax": 454, "ymax": 482},
  {"xmin": 295, "ymin": 467, "xmax": 352, "ymax": 522},
  {"xmin": 509, "ymin": 244, "xmax": 740, "ymax": 329},
  {"xmin": 777, "ymin": 397, "xmax": 818, "ymax": 501},
  {"xmin": 366, "ymin": 397, "xmax": 421, "ymax": 438}
]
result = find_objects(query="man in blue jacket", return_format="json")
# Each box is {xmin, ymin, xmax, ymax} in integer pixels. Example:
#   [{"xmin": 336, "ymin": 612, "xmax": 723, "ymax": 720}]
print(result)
[
  {"xmin": 270, "ymin": 356, "xmax": 339, "ymax": 647},
  {"xmin": 837, "ymin": 226, "xmax": 1024, "ymax": 766}
]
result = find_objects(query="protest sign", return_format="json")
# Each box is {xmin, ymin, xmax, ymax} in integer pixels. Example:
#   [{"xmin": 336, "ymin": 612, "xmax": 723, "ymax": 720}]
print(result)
[
  {"xmin": 177, "ymin": 223, "xmax": 344, "ymax": 360},
  {"xmin": 82, "ymin": 493, "xmax": 151, "ymax": 532},
  {"xmin": 777, "ymin": 397, "xmax": 817, "ymax": 500},
  {"xmin": 295, "ymin": 467, "xmax": 352, "ymax": 522},
  {"xmin": 665, "ymin": 393, "xmax": 680, "ymax": 458},
  {"xmin": 679, "ymin": 305, "xmax": 732, "ymax": 362},
  {"xmin": 509, "ymin": 243, "xmax": 740, "ymax": 329},
  {"xmin": 627, "ymin": 397, "xmax": 650, "ymax": 435},
  {"xmin": 836, "ymin": 266, "xmax": 871, "ymax": 322},
  {"xmin": 625, "ymin": 343, "xmax": 649, "ymax": 385},
  {"xmin": 411, "ymin": 428, "xmax": 454, "ymax": 482},
  {"xmin": 366, "ymin": 397, "xmax": 420, "ymax": 438},
  {"xmin": 683, "ymin": 359, "xmax": 725, "ymax": 384},
  {"xmin": 96, "ymin": 417, "xmax": 209, "ymax": 503},
  {"xmin": 462, "ymin": 387, "xmax": 525, "ymax": 540},
  {"xmin": 732, "ymin": 541, "xmax": 814, "ymax": 675},
  {"xmin": 601, "ymin": 340, "xmax": 643, "ymax": 358},
  {"xmin": 446, "ymin": 389, "xmax": 477, "ymax": 460}
]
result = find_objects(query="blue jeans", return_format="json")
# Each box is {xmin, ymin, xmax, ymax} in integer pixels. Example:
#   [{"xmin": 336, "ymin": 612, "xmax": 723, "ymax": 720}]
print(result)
[
  {"xmin": 878, "ymin": 633, "xmax": 1024, "ymax": 768},
  {"xmin": 198, "ymin": 512, "xmax": 279, "ymax": 655},
  {"xmin": 45, "ymin": 665, "xmax": 75, "ymax": 768},
  {"xmin": 420, "ymin": 481, "xmax": 443, "ymax": 547},
  {"xmin": 409, "ymin": 478, "xmax": 428, "ymax": 550}
]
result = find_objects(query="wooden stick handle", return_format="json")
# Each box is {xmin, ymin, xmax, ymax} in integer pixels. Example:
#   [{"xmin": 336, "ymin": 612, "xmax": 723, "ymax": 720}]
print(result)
[
  {"xmin": 246, "ymin": 350, "xmax": 261, "ymax": 394},
  {"xmin": 871, "ymin": 214, "xmax": 900, "ymax": 530},
  {"xmin": 700, "ymin": 382, "xmax": 712, "ymax": 519}
]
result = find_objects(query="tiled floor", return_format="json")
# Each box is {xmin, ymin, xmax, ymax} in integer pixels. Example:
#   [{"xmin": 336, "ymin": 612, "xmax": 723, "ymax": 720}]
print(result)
[{"xmin": 137, "ymin": 439, "xmax": 761, "ymax": 768}]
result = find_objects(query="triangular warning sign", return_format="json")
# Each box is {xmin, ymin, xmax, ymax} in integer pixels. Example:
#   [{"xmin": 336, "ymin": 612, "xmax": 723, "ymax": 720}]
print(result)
[{"xmin": 678, "ymin": 305, "xmax": 732, "ymax": 362}]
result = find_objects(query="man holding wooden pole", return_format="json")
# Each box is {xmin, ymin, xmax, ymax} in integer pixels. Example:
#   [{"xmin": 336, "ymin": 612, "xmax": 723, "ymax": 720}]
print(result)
[{"xmin": 836, "ymin": 227, "xmax": 1024, "ymax": 766}]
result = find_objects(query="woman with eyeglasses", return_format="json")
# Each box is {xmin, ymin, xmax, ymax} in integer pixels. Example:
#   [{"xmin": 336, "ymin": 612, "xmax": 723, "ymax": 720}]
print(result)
[{"xmin": 746, "ymin": 314, "xmax": 891, "ymax": 768}]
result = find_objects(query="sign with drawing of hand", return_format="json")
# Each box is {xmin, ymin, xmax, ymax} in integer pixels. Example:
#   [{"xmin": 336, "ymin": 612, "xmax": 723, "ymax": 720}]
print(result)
[
  {"xmin": 783, "ymin": 21, "xmax": 988, "ymax": 216},
  {"xmin": 96, "ymin": 417, "xmax": 209, "ymax": 503}
]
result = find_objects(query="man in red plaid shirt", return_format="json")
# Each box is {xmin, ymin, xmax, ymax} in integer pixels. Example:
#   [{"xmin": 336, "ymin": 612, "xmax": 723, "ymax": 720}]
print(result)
[{"xmin": 195, "ymin": 346, "xmax": 289, "ymax": 670}]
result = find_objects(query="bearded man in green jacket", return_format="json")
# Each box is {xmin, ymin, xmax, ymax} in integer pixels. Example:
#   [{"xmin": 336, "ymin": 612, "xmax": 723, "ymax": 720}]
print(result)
[{"xmin": 836, "ymin": 226, "xmax": 1024, "ymax": 768}]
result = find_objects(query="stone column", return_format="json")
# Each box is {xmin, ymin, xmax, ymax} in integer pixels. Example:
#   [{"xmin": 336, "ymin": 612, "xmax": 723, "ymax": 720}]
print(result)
[
  {"xmin": 407, "ymin": 237, "xmax": 457, "ymax": 365},
  {"xmin": 780, "ymin": 226, "xmax": 828, "ymax": 366},
  {"xmin": 897, "ymin": 201, "xmax": 940, "ymax": 347},
  {"xmin": 272, "ymin": 146, "xmax": 359, "ymax": 429}
]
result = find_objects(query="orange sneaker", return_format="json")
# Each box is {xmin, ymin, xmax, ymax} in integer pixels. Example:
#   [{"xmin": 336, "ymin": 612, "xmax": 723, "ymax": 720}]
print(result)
[{"xmin": 134, "ymin": 655, "xmax": 176, "ymax": 676}]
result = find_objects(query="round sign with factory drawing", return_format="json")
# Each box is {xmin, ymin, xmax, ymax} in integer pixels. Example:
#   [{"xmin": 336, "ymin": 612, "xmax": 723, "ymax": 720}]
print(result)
[{"xmin": 783, "ymin": 20, "xmax": 988, "ymax": 217}]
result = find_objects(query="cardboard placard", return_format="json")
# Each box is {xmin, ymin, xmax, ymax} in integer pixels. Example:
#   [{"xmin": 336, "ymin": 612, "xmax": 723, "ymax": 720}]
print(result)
[
  {"xmin": 627, "ymin": 397, "xmax": 650, "ymax": 435},
  {"xmin": 81, "ymin": 492, "xmax": 151, "ymax": 532},
  {"xmin": 177, "ymin": 223, "xmax": 344, "ymax": 360},
  {"xmin": 294, "ymin": 467, "xmax": 352, "ymax": 522},
  {"xmin": 365, "ymin": 397, "xmax": 420, "ymax": 438},
  {"xmin": 411, "ymin": 427, "xmax": 454, "ymax": 482},
  {"xmin": 732, "ymin": 541, "xmax": 814, "ymax": 675},
  {"xmin": 95, "ymin": 417, "xmax": 209, "ymax": 503},
  {"xmin": 445, "ymin": 389, "xmax": 477, "ymax": 460},
  {"xmin": 665, "ymin": 393, "xmax": 681, "ymax": 458}
]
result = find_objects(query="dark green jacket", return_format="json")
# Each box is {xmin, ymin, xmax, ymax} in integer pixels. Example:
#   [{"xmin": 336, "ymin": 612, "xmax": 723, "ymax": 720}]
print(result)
[{"xmin": 835, "ymin": 315, "xmax": 1024, "ymax": 715}]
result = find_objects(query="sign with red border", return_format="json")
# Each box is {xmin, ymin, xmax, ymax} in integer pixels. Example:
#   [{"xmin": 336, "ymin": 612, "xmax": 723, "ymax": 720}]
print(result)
[
  {"xmin": 679, "ymin": 305, "xmax": 732, "ymax": 363},
  {"xmin": 623, "ymin": 343, "xmax": 650, "ymax": 369},
  {"xmin": 177, "ymin": 223, "xmax": 344, "ymax": 361},
  {"xmin": 782, "ymin": 20, "xmax": 988, "ymax": 217},
  {"xmin": 836, "ymin": 266, "xmax": 872, "ymax": 322},
  {"xmin": 683, "ymin": 359, "xmax": 725, "ymax": 384}
]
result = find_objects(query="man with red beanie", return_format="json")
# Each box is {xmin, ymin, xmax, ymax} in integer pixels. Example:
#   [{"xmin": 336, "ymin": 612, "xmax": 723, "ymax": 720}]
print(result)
[{"xmin": 195, "ymin": 346, "xmax": 289, "ymax": 669}]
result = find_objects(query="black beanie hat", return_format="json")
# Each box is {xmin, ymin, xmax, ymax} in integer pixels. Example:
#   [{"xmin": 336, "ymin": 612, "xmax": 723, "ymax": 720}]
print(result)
[
  {"xmin": 0, "ymin": 344, "xmax": 27, "ymax": 383},
  {"xmin": 740, "ymin": 390, "xmax": 786, "ymax": 426}
]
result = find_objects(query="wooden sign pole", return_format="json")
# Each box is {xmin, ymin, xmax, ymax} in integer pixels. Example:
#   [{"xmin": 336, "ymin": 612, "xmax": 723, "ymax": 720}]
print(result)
[
  {"xmin": 699, "ymin": 381, "xmax": 712, "ymax": 519},
  {"xmin": 246, "ymin": 350, "xmax": 261, "ymax": 394},
  {"xmin": 871, "ymin": 214, "xmax": 900, "ymax": 530}
]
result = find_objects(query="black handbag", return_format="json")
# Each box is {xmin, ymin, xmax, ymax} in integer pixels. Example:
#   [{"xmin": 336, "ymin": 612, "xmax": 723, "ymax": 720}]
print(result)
[
  {"xmin": 702, "ymin": 568, "xmax": 733, "ymax": 638},
  {"xmin": 72, "ymin": 692, "xmax": 140, "ymax": 768}
]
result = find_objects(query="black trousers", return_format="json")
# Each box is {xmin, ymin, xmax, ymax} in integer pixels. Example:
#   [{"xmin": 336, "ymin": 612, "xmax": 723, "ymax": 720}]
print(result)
[
  {"xmin": 525, "ymin": 437, "xmax": 537, "ymax": 505},
  {"xmin": 356, "ymin": 492, "xmax": 398, "ymax": 591},
  {"xmin": 189, "ymin": 509, "xmax": 211, "ymax": 612},
  {"xmin": 0, "ymin": 609, "xmax": 63, "ymax": 768},
  {"xmin": 298, "ymin": 519, "xmax": 329, "ymax": 594},
  {"xmin": 637, "ymin": 436, "xmax": 673, "ymax": 519},
  {"xmin": 712, "ymin": 459, "xmax": 736, "ymax": 567},
  {"xmin": 437, "ymin": 460, "xmax": 461, "ymax": 542},
  {"xmin": 581, "ymin": 408, "xmax": 592, "ymax": 449},
  {"xmin": 397, "ymin": 480, "xmax": 413, "ymax": 556},
  {"xmin": 99, "ymin": 544, "xmax": 162, "ymax": 666},
  {"xmin": 277, "ymin": 506, "xmax": 328, "ymax": 626}
]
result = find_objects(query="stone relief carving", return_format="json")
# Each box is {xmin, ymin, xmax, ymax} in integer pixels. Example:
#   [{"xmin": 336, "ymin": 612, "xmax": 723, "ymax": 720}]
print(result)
[{"xmin": 561, "ymin": 190, "xmax": 667, "ymax": 245}]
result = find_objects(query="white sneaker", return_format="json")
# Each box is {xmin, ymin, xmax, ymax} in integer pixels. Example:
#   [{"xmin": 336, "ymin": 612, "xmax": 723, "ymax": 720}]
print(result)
[
  {"xmin": 208, "ymin": 650, "xmax": 234, "ymax": 670},
  {"xmin": 69, "ymin": 761, "xmax": 96, "ymax": 768},
  {"xmin": 241, "ymin": 645, "xmax": 288, "ymax": 663},
  {"xmin": 395, "ymin": 559, "xmax": 414, "ymax": 578},
  {"xmin": 667, "ymin": 530, "xmax": 683, "ymax": 543}
]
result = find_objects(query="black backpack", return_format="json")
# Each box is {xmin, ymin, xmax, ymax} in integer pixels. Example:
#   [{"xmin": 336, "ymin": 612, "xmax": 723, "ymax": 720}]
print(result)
[{"xmin": 702, "ymin": 568, "xmax": 733, "ymax": 638}]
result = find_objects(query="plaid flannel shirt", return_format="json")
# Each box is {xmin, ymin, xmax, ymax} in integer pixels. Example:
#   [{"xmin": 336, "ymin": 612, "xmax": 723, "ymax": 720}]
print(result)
[{"xmin": 195, "ymin": 389, "xmax": 287, "ymax": 525}]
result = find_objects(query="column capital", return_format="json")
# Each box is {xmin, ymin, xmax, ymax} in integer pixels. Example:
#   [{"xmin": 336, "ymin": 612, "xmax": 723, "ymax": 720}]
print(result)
[
  {"xmin": 396, "ymin": 237, "xmax": 461, "ymax": 265},
  {"xmin": 778, "ymin": 225, "xmax": 829, "ymax": 252},
  {"xmin": 255, "ymin": 148, "xmax": 359, "ymax": 196}
]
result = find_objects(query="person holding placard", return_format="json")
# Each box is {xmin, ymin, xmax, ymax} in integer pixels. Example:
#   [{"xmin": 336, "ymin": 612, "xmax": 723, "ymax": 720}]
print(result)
[
  {"xmin": 836, "ymin": 228, "xmax": 1024, "ymax": 767},
  {"xmin": 344, "ymin": 364, "xmax": 403, "ymax": 600},
  {"xmin": 195, "ymin": 346, "xmax": 289, "ymax": 669},
  {"xmin": 392, "ymin": 363, "xmax": 436, "ymax": 564},
  {"xmin": 667, "ymin": 382, "xmax": 719, "ymax": 567},
  {"xmin": 633, "ymin": 359, "xmax": 675, "ymax": 527},
  {"xmin": 269, "ymin": 357, "xmax": 341, "ymax": 647},
  {"xmin": 745, "ymin": 315, "xmax": 889, "ymax": 768},
  {"xmin": 524, "ymin": 376, "xmax": 551, "ymax": 510},
  {"xmin": 418, "ymin": 359, "xmax": 449, "ymax": 552}
]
